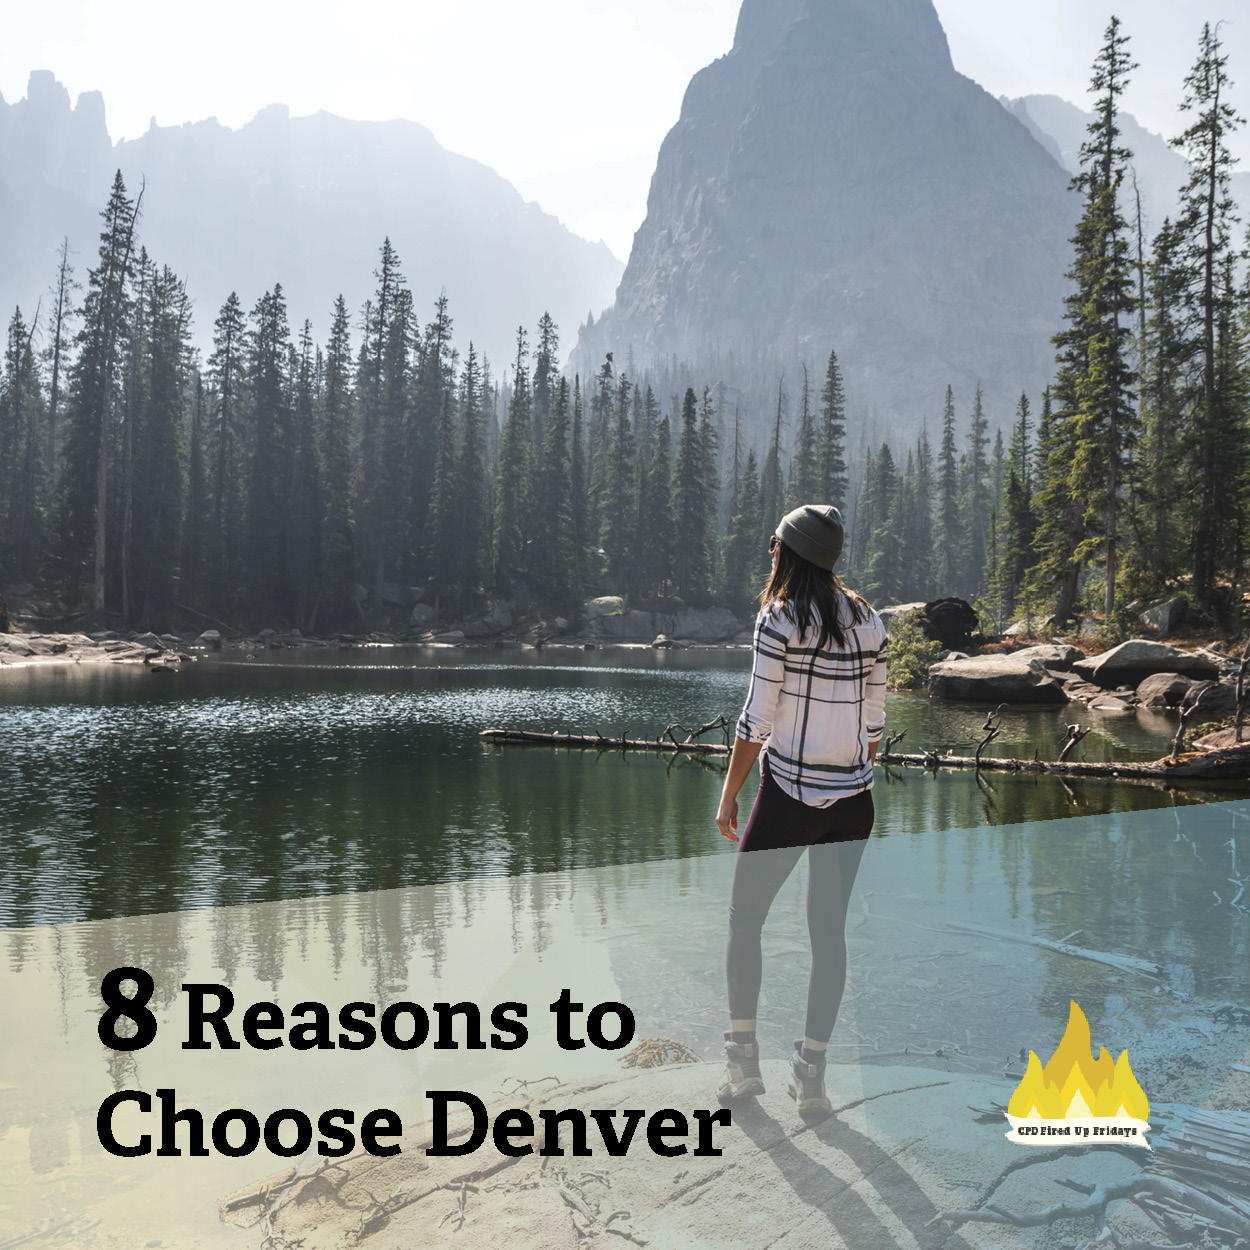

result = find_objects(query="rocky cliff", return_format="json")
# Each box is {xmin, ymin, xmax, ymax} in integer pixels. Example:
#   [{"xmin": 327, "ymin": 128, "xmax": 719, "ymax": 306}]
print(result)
[
  {"xmin": 577, "ymin": 0, "xmax": 1078, "ymax": 435},
  {"xmin": 0, "ymin": 72, "xmax": 622, "ymax": 365}
]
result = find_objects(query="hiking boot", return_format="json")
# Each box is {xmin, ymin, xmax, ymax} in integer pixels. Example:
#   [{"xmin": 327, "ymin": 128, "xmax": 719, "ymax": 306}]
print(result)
[
  {"xmin": 717, "ymin": 1035, "xmax": 765, "ymax": 1104},
  {"xmin": 788, "ymin": 1044, "xmax": 832, "ymax": 1123}
]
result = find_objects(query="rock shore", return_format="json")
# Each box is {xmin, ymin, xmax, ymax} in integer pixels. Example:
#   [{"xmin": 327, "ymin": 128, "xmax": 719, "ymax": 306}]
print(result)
[{"xmin": 219, "ymin": 1060, "xmax": 1152, "ymax": 1250}]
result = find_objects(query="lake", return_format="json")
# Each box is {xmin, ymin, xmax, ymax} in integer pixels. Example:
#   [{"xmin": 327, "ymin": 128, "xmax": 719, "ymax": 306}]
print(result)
[{"xmin": 0, "ymin": 645, "xmax": 1228, "ymax": 928}]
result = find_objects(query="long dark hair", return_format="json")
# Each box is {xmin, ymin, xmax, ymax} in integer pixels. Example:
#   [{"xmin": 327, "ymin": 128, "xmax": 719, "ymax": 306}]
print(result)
[{"xmin": 760, "ymin": 540, "xmax": 869, "ymax": 651}]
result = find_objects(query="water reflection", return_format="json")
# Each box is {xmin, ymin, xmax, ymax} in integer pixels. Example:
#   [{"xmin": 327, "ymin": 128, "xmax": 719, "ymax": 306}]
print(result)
[
  {"xmin": 2, "ymin": 802, "xmax": 1246, "ymax": 1247},
  {"xmin": 0, "ymin": 651, "xmax": 1236, "ymax": 926}
]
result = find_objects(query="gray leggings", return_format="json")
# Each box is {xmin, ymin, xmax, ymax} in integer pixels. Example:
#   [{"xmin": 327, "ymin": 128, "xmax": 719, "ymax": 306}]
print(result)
[{"xmin": 726, "ymin": 754, "xmax": 872, "ymax": 1042}]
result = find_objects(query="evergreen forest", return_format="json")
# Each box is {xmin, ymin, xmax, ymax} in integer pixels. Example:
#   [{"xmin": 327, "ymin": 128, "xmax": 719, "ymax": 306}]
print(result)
[{"xmin": 1, "ymin": 18, "xmax": 1249, "ymax": 637}]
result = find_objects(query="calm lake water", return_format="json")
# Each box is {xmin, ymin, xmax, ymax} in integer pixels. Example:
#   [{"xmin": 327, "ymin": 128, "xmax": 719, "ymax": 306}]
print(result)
[{"xmin": 0, "ymin": 645, "xmax": 1234, "ymax": 928}]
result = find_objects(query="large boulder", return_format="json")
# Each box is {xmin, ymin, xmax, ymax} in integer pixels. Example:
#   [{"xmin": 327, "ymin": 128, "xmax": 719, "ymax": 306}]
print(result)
[
  {"xmin": 583, "ymin": 596, "xmax": 626, "ymax": 621},
  {"xmin": 601, "ymin": 610, "xmax": 656, "ymax": 638},
  {"xmin": 1003, "ymin": 615, "xmax": 1055, "ymax": 636},
  {"xmin": 1135, "ymin": 672, "xmax": 1196, "ymax": 709},
  {"xmin": 922, "ymin": 598, "xmax": 979, "ymax": 650},
  {"xmin": 672, "ymin": 606, "xmax": 742, "ymax": 640},
  {"xmin": 1137, "ymin": 596, "xmax": 1188, "ymax": 635},
  {"xmin": 464, "ymin": 605, "xmax": 512, "ymax": 638},
  {"xmin": 409, "ymin": 602, "xmax": 436, "ymax": 629},
  {"xmin": 1010, "ymin": 643, "xmax": 1084, "ymax": 669},
  {"xmin": 1185, "ymin": 679, "xmax": 1240, "ymax": 717},
  {"xmin": 380, "ymin": 583, "xmax": 418, "ymax": 608},
  {"xmin": 928, "ymin": 655, "xmax": 1068, "ymax": 704},
  {"xmin": 1073, "ymin": 640, "xmax": 1218, "ymax": 688},
  {"xmin": 876, "ymin": 602, "xmax": 927, "ymax": 632}
]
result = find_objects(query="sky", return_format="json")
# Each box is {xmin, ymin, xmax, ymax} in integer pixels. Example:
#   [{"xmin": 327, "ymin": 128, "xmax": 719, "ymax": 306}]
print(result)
[{"xmin": 4, "ymin": 0, "xmax": 1249, "ymax": 263}]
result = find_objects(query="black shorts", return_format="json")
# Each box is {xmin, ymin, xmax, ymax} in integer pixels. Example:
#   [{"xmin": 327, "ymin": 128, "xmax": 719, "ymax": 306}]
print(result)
[{"xmin": 738, "ymin": 752, "xmax": 874, "ymax": 852}]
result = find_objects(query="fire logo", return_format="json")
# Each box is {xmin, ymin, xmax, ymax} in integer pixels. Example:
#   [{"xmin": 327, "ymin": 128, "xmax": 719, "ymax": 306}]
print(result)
[{"xmin": 1006, "ymin": 1001, "xmax": 1151, "ymax": 1148}]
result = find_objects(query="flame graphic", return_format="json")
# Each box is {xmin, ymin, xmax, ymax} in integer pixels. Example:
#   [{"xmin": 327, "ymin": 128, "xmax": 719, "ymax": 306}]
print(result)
[{"xmin": 1008, "ymin": 1001, "xmax": 1149, "ymax": 1121}]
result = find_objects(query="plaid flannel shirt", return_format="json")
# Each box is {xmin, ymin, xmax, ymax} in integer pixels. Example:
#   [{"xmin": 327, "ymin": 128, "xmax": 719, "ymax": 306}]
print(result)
[{"xmin": 735, "ymin": 597, "xmax": 888, "ymax": 807}]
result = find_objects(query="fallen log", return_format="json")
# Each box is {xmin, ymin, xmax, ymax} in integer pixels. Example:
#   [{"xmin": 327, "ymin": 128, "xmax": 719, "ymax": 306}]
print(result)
[
  {"xmin": 481, "ymin": 728, "xmax": 728, "ymax": 755},
  {"xmin": 880, "ymin": 743, "xmax": 1250, "ymax": 781},
  {"xmin": 480, "ymin": 730, "xmax": 1250, "ymax": 781}
]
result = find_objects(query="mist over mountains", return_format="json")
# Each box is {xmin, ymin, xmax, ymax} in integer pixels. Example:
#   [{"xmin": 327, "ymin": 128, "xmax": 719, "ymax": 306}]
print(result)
[
  {"xmin": 0, "ymin": 71, "xmax": 622, "ymax": 367},
  {"xmin": 1004, "ymin": 93, "xmax": 1250, "ymax": 245},
  {"xmin": 575, "ymin": 0, "xmax": 1083, "ymax": 439},
  {"xmin": 4, "ymin": 2, "xmax": 1234, "ymax": 444}
]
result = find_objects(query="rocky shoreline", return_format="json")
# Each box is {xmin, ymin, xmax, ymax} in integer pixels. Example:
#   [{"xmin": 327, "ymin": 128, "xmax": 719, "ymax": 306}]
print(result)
[{"xmin": 0, "ymin": 626, "xmax": 754, "ymax": 673}]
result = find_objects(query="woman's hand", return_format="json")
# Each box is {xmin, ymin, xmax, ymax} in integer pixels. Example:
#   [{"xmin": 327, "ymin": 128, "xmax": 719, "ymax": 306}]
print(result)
[{"xmin": 716, "ymin": 736, "xmax": 762, "ymax": 844}]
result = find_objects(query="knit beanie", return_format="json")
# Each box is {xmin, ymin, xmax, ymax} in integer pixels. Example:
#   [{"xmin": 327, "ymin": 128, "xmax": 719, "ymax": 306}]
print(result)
[{"xmin": 775, "ymin": 504, "xmax": 844, "ymax": 571}]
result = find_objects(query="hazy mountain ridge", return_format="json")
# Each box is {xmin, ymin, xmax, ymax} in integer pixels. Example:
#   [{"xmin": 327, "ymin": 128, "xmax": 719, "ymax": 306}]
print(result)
[
  {"xmin": 1004, "ymin": 93, "xmax": 1250, "ymax": 243},
  {"xmin": 576, "ymin": 0, "xmax": 1078, "ymax": 438},
  {"xmin": 0, "ymin": 71, "xmax": 622, "ymax": 366}
]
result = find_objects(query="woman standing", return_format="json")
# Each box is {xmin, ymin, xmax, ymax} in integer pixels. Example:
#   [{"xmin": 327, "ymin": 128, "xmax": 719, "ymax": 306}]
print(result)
[{"xmin": 714, "ymin": 504, "xmax": 888, "ymax": 1124}]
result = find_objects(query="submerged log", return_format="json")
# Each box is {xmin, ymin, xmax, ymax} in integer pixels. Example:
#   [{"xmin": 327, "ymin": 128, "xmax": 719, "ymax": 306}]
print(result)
[
  {"xmin": 879, "ymin": 743, "xmax": 1250, "ymax": 781},
  {"xmin": 480, "ymin": 729, "xmax": 1250, "ymax": 781},
  {"xmin": 481, "ymin": 728, "xmax": 729, "ymax": 755}
]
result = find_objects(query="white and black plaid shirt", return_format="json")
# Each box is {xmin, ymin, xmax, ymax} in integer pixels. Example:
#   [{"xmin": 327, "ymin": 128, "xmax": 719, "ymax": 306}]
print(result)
[{"xmin": 735, "ymin": 597, "xmax": 888, "ymax": 807}]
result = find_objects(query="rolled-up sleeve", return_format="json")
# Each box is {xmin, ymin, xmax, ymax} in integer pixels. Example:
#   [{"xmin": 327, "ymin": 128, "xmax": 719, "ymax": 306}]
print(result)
[
  {"xmin": 735, "ymin": 608, "xmax": 787, "ymax": 744},
  {"xmin": 863, "ymin": 622, "xmax": 888, "ymax": 744}
]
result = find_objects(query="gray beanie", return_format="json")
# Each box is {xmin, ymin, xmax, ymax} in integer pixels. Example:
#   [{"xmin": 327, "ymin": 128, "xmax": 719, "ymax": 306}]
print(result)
[{"xmin": 775, "ymin": 504, "xmax": 844, "ymax": 571}]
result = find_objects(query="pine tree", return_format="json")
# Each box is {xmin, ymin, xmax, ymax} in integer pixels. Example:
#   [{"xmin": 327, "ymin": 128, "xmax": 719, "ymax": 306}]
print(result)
[
  {"xmin": 1171, "ymin": 21, "xmax": 1247, "ymax": 618},
  {"xmin": 786, "ymin": 362, "xmax": 819, "ymax": 508},
  {"xmin": 57, "ymin": 172, "xmax": 142, "ymax": 615},
  {"xmin": 453, "ymin": 343, "xmax": 487, "ymax": 617},
  {"xmin": 994, "ymin": 394, "xmax": 1038, "ymax": 624},
  {"xmin": 1138, "ymin": 219, "xmax": 1188, "ymax": 585},
  {"xmin": 723, "ymin": 448, "xmax": 762, "ymax": 613},
  {"xmin": 0, "ymin": 309, "xmax": 48, "ymax": 582},
  {"xmin": 674, "ymin": 386, "xmax": 714, "ymax": 601},
  {"xmin": 760, "ymin": 378, "xmax": 786, "ymax": 536},
  {"xmin": 243, "ymin": 284, "xmax": 292, "ymax": 624},
  {"xmin": 990, "ymin": 427, "xmax": 1005, "ymax": 506},
  {"xmin": 1034, "ymin": 18, "xmax": 1140, "ymax": 625},
  {"xmin": 634, "ymin": 385, "xmax": 665, "ymax": 597},
  {"xmin": 119, "ymin": 249, "xmax": 152, "ymax": 623},
  {"xmin": 181, "ymin": 373, "xmax": 208, "ymax": 610},
  {"xmin": 961, "ymin": 382, "xmax": 992, "ymax": 595},
  {"xmin": 409, "ymin": 293, "xmax": 453, "ymax": 572},
  {"xmin": 494, "ymin": 327, "xmax": 532, "ymax": 593},
  {"xmin": 907, "ymin": 429, "xmax": 936, "ymax": 600},
  {"xmin": 818, "ymin": 348, "xmax": 849, "ymax": 510},
  {"xmin": 600, "ymin": 372, "xmax": 637, "ymax": 595},
  {"xmin": 698, "ymin": 387, "xmax": 721, "ymax": 592},
  {"xmin": 537, "ymin": 375, "xmax": 576, "ymax": 616},
  {"xmin": 642, "ymin": 408, "xmax": 675, "ymax": 600},
  {"xmin": 356, "ymin": 240, "xmax": 408, "ymax": 624},
  {"xmin": 205, "ymin": 292, "xmax": 247, "ymax": 610},
  {"xmin": 862, "ymin": 443, "xmax": 902, "ymax": 603},
  {"xmin": 935, "ymin": 384, "xmax": 960, "ymax": 594},
  {"xmin": 586, "ymin": 355, "xmax": 614, "ymax": 550},
  {"xmin": 286, "ymin": 320, "xmax": 322, "ymax": 630},
  {"xmin": 43, "ymin": 237, "xmax": 79, "ymax": 486},
  {"xmin": 127, "ymin": 265, "xmax": 191, "ymax": 628},
  {"xmin": 319, "ymin": 296, "xmax": 357, "ymax": 631},
  {"xmin": 848, "ymin": 442, "xmax": 876, "ymax": 582},
  {"xmin": 426, "ymin": 384, "xmax": 460, "ymax": 610},
  {"xmin": 569, "ymin": 375, "xmax": 589, "ymax": 606},
  {"xmin": 531, "ymin": 311, "xmax": 558, "ymax": 465}
]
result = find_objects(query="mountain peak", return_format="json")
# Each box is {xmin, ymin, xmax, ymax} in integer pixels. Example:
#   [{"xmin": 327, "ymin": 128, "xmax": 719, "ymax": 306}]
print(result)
[
  {"xmin": 579, "ymin": 0, "xmax": 1070, "ymax": 436},
  {"xmin": 731, "ymin": 0, "xmax": 951, "ymax": 70}
]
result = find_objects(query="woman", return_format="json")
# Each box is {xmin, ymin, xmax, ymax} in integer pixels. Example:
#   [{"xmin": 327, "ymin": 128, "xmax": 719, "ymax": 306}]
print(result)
[{"xmin": 715, "ymin": 504, "xmax": 887, "ymax": 1123}]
